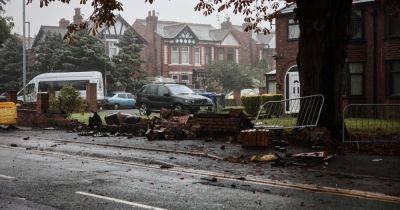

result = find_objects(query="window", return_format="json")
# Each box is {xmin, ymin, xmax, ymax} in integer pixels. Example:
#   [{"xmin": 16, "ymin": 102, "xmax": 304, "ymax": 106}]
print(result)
[
  {"xmin": 118, "ymin": 94, "xmax": 127, "ymax": 98},
  {"xmin": 171, "ymin": 75, "xmax": 179, "ymax": 82},
  {"xmin": 387, "ymin": 60, "xmax": 400, "ymax": 97},
  {"xmin": 181, "ymin": 74, "xmax": 189, "ymax": 84},
  {"xmin": 194, "ymin": 47, "xmax": 200, "ymax": 65},
  {"xmin": 171, "ymin": 46, "xmax": 179, "ymax": 64},
  {"xmin": 267, "ymin": 75, "xmax": 277, "ymax": 94},
  {"xmin": 108, "ymin": 41, "xmax": 119, "ymax": 58},
  {"xmin": 218, "ymin": 48, "xmax": 224, "ymax": 61},
  {"xmin": 163, "ymin": 45, "xmax": 168, "ymax": 64},
  {"xmin": 351, "ymin": 8, "xmax": 364, "ymax": 40},
  {"xmin": 158, "ymin": 86, "xmax": 170, "ymax": 96},
  {"xmin": 147, "ymin": 85, "xmax": 158, "ymax": 95},
  {"xmin": 26, "ymin": 83, "xmax": 35, "ymax": 94},
  {"xmin": 345, "ymin": 63, "xmax": 364, "ymax": 96},
  {"xmin": 288, "ymin": 18, "xmax": 300, "ymax": 40},
  {"xmin": 205, "ymin": 47, "xmax": 212, "ymax": 64},
  {"xmin": 181, "ymin": 46, "xmax": 189, "ymax": 64},
  {"xmin": 227, "ymin": 48, "xmax": 235, "ymax": 62},
  {"xmin": 385, "ymin": 8, "xmax": 400, "ymax": 38},
  {"xmin": 38, "ymin": 80, "xmax": 89, "ymax": 92}
]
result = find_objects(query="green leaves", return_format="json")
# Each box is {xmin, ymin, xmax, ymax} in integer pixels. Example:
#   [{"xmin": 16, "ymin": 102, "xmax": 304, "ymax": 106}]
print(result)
[
  {"xmin": 109, "ymin": 29, "xmax": 144, "ymax": 92},
  {"xmin": 0, "ymin": 35, "xmax": 22, "ymax": 93},
  {"xmin": 205, "ymin": 61, "xmax": 253, "ymax": 92},
  {"xmin": 33, "ymin": 30, "xmax": 111, "ymax": 72}
]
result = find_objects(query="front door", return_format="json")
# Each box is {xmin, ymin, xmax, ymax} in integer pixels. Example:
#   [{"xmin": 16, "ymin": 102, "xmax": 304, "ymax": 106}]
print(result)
[{"xmin": 285, "ymin": 70, "xmax": 301, "ymax": 113}]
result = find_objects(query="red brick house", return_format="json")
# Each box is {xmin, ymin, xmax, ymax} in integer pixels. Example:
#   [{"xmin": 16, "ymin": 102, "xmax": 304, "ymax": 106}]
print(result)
[
  {"xmin": 271, "ymin": 0, "xmax": 400, "ymax": 106},
  {"xmin": 133, "ymin": 11, "xmax": 276, "ymax": 89}
]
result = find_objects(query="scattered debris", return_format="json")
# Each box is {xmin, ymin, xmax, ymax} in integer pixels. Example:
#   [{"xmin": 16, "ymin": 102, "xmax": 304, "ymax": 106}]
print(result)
[
  {"xmin": 250, "ymin": 154, "xmax": 278, "ymax": 163},
  {"xmin": 160, "ymin": 164, "xmax": 173, "ymax": 169},
  {"xmin": 372, "ymin": 158, "xmax": 383, "ymax": 162},
  {"xmin": 89, "ymin": 112, "xmax": 103, "ymax": 129},
  {"xmin": 291, "ymin": 151, "xmax": 327, "ymax": 159},
  {"xmin": 201, "ymin": 177, "xmax": 217, "ymax": 182},
  {"xmin": 10, "ymin": 143, "xmax": 17, "ymax": 147}
]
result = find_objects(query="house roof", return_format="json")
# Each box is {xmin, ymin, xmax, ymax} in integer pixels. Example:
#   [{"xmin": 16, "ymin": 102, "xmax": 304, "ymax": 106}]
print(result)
[
  {"xmin": 32, "ymin": 25, "xmax": 68, "ymax": 47},
  {"xmin": 33, "ymin": 14, "xmax": 147, "ymax": 47},
  {"xmin": 253, "ymin": 31, "xmax": 276, "ymax": 48},
  {"xmin": 279, "ymin": 0, "xmax": 375, "ymax": 14},
  {"xmin": 97, "ymin": 14, "xmax": 147, "ymax": 44},
  {"xmin": 135, "ymin": 19, "xmax": 217, "ymax": 41},
  {"xmin": 134, "ymin": 18, "xmax": 276, "ymax": 48}
]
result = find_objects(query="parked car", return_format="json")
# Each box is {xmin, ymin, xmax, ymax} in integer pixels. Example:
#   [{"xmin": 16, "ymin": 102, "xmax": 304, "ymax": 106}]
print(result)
[
  {"xmin": 104, "ymin": 92, "xmax": 136, "ymax": 109},
  {"xmin": 136, "ymin": 84, "xmax": 213, "ymax": 115},
  {"xmin": 225, "ymin": 88, "xmax": 260, "ymax": 99}
]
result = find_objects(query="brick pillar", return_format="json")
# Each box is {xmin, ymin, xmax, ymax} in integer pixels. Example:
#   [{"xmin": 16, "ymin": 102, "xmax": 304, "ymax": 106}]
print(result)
[
  {"xmin": 259, "ymin": 87, "xmax": 266, "ymax": 95},
  {"xmin": 6, "ymin": 91, "xmax": 17, "ymax": 103},
  {"xmin": 86, "ymin": 83, "xmax": 97, "ymax": 112},
  {"xmin": 49, "ymin": 90, "xmax": 56, "ymax": 102},
  {"xmin": 233, "ymin": 89, "xmax": 241, "ymax": 106},
  {"xmin": 36, "ymin": 92, "xmax": 49, "ymax": 116}
]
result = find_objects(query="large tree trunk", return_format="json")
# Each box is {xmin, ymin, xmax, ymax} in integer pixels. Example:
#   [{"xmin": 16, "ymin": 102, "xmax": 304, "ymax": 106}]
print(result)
[{"xmin": 296, "ymin": 0, "xmax": 352, "ymax": 139}]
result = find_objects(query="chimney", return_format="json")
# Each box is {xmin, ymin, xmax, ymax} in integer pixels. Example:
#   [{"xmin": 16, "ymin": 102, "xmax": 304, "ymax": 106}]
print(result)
[
  {"xmin": 73, "ymin": 8, "xmax": 83, "ymax": 24},
  {"xmin": 145, "ymin": 10, "xmax": 159, "ymax": 76},
  {"xmin": 59, "ymin": 18, "xmax": 70, "ymax": 28},
  {"xmin": 221, "ymin": 18, "xmax": 232, "ymax": 30}
]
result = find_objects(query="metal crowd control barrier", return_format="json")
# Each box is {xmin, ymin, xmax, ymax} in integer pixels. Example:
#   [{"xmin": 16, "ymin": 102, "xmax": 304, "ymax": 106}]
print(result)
[
  {"xmin": 254, "ymin": 94, "xmax": 325, "ymax": 129},
  {"xmin": 342, "ymin": 104, "xmax": 400, "ymax": 143}
]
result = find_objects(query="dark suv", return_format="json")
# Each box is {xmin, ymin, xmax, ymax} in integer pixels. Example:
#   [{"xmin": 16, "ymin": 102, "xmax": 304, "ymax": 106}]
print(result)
[{"xmin": 136, "ymin": 84, "xmax": 213, "ymax": 115}]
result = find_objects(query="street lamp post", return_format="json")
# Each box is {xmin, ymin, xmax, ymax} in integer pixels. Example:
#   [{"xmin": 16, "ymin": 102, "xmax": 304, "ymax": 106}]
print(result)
[{"xmin": 22, "ymin": 0, "xmax": 27, "ymax": 100}]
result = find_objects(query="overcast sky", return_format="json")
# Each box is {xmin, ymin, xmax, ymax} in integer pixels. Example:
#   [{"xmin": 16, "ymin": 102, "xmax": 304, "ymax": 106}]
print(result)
[{"xmin": 5, "ymin": 0, "xmax": 249, "ymax": 37}]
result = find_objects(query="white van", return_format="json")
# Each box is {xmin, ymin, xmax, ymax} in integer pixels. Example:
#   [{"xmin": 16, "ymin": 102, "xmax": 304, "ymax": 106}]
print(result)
[{"xmin": 18, "ymin": 71, "xmax": 105, "ymax": 103}]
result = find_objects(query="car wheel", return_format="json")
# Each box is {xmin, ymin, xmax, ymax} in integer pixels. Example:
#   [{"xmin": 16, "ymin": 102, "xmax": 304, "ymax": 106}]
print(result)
[
  {"xmin": 139, "ymin": 104, "xmax": 151, "ymax": 116},
  {"xmin": 113, "ymin": 104, "xmax": 119, "ymax": 110}
]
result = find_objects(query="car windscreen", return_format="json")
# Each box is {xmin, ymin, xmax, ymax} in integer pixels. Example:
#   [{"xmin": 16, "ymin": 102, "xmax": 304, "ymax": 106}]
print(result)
[{"xmin": 168, "ymin": 85, "xmax": 194, "ymax": 95}]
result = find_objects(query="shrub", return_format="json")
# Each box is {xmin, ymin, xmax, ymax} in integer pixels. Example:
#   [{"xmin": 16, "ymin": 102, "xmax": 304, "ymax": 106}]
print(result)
[
  {"xmin": 51, "ymin": 86, "xmax": 85, "ymax": 117},
  {"xmin": 242, "ymin": 94, "xmax": 283, "ymax": 116}
]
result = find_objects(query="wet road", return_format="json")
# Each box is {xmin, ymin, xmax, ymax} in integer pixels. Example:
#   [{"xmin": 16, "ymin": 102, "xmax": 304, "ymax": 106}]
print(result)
[{"xmin": 1, "ymin": 138, "xmax": 400, "ymax": 209}]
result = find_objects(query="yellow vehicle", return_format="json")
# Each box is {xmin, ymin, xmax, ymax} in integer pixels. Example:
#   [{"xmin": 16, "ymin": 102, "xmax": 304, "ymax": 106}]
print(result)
[{"xmin": 0, "ymin": 102, "xmax": 17, "ymax": 125}]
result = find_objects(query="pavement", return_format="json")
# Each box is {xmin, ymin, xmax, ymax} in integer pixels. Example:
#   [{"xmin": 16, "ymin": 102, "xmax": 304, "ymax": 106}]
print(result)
[{"xmin": 1, "ymin": 127, "xmax": 400, "ymax": 209}]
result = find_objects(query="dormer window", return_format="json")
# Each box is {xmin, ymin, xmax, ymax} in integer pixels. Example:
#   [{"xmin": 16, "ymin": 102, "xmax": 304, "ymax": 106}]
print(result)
[{"xmin": 173, "ymin": 27, "xmax": 197, "ymax": 45}]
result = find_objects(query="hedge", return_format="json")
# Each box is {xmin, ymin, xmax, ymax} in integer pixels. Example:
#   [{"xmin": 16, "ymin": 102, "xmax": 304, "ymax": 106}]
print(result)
[{"xmin": 242, "ymin": 94, "xmax": 283, "ymax": 116}]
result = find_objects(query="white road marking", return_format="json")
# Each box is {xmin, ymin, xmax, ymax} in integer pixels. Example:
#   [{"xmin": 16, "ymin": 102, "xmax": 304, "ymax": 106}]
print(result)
[
  {"xmin": 76, "ymin": 191, "xmax": 167, "ymax": 210},
  {"xmin": 0, "ymin": 174, "xmax": 15, "ymax": 180}
]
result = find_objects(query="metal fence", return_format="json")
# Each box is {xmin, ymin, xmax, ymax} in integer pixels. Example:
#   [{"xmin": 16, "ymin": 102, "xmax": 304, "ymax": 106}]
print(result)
[
  {"xmin": 254, "ymin": 94, "xmax": 324, "ymax": 129},
  {"xmin": 342, "ymin": 104, "xmax": 400, "ymax": 143}
]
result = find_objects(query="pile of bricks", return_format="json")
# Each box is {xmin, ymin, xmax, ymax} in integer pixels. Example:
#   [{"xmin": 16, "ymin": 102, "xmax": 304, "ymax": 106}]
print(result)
[{"xmin": 192, "ymin": 109, "xmax": 252, "ymax": 136}]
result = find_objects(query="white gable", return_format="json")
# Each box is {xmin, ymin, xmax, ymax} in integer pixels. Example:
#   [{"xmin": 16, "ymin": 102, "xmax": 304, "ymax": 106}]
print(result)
[
  {"xmin": 99, "ymin": 16, "xmax": 131, "ymax": 37},
  {"xmin": 220, "ymin": 33, "xmax": 240, "ymax": 46}
]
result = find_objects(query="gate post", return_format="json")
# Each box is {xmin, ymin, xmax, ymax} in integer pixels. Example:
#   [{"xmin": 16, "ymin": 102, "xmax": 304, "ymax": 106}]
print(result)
[
  {"xmin": 6, "ymin": 90, "xmax": 17, "ymax": 103},
  {"xmin": 86, "ymin": 83, "xmax": 97, "ymax": 112},
  {"xmin": 36, "ymin": 92, "xmax": 49, "ymax": 116}
]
